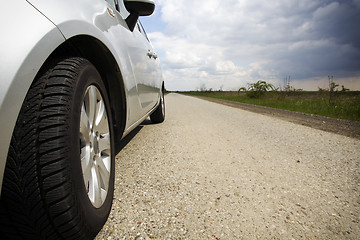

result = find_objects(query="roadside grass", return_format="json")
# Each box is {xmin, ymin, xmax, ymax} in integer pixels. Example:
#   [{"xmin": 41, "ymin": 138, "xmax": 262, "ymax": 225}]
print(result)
[{"xmin": 181, "ymin": 91, "xmax": 360, "ymax": 122}]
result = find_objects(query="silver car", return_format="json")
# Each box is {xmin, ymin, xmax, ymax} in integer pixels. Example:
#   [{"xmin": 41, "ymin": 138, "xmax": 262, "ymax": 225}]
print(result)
[{"xmin": 0, "ymin": 0, "xmax": 165, "ymax": 238}]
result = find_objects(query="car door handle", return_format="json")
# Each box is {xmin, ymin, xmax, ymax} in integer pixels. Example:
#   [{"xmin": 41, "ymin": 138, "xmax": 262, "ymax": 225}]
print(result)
[
  {"xmin": 147, "ymin": 51, "xmax": 157, "ymax": 60},
  {"xmin": 147, "ymin": 51, "xmax": 152, "ymax": 58}
]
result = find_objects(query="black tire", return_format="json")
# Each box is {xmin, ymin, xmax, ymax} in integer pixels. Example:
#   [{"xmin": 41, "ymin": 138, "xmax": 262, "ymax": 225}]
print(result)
[
  {"xmin": 0, "ymin": 57, "xmax": 115, "ymax": 239},
  {"xmin": 150, "ymin": 87, "xmax": 165, "ymax": 123}
]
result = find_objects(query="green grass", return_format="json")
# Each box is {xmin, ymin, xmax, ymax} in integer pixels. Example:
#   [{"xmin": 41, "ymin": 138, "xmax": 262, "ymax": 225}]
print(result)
[{"xmin": 180, "ymin": 91, "xmax": 360, "ymax": 122}]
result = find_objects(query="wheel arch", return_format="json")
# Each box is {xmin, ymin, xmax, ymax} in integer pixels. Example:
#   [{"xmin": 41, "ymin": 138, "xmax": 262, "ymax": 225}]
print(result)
[
  {"xmin": 38, "ymin": 35, "xmax": 127, "ymax": 154},
  {"xmin": 162, "ymin": 81, "xmax": 165, "ymax": 92}
]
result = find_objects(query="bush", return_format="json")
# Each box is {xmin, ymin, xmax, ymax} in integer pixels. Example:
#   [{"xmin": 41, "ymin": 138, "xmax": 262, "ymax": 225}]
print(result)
[{"xmin": 246, "ymin": 80, "xmax": 275, "ymax": 98}]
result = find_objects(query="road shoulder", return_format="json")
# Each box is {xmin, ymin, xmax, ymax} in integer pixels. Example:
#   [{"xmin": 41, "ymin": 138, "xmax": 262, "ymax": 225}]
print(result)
[{"xmin": 193, "ymin": 95, "xmax": 360, "ymax": 140}]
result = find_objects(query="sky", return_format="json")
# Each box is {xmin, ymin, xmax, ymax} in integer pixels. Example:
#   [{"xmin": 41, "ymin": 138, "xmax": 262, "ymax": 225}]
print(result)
[{"xmin": 140, "ymin": 0, "xmax": 360, "ymax": 91}]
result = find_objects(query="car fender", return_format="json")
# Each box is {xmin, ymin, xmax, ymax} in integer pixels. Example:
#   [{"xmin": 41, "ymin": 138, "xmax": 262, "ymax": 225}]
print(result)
[
  {"xmin": 28, "ymin": 0, "xmax": 145, "ymax": 133},
  {"xmin": 0, "ymin": 1, "xmax": 65, "ymax": 193}
]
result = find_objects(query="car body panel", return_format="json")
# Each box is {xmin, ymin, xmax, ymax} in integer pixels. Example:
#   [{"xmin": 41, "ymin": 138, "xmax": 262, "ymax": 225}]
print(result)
[
  {"xmin": 28, "ymin": 0, "xmax": 161, "ymax": 126},
  {"xmin": 0, "ymin": 0, "xmax": 163, "ymax": 193},
  {"xmin": 126, "ymin": 22, "xmax": 160, "ymax": 116},
  {"xmin": 0, "ymin": 1, "xmax": 66, "ymax": 192}
]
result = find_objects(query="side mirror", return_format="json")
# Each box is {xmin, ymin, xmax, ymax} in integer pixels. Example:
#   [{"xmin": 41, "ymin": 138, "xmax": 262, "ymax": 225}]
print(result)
[
  {"xmin": 124, "ymin": 0, "xmax": 155, "ymax": 31},
  {"xmin": 124, "ymin": 0, "xmax": 155, "ymax": 16}
]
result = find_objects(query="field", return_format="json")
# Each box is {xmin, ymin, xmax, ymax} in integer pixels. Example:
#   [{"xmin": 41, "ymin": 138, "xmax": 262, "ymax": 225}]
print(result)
[{"xmin": 180, "ymin": 91, "xmax": 360, "ymax": 122}]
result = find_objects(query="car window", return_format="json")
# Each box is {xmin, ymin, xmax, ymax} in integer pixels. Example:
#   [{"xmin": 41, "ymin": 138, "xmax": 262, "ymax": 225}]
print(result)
[
  {"xmin": 138, "ymin": 21, "xmax": 150, "ymax": 42},
  {"xmin": 136, "ymin": 22, "xmax": 142, "ymax": 33}
]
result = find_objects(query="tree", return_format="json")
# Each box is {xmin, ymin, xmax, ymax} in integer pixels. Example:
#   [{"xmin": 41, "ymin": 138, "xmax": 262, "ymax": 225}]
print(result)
[
  {"xmin": 284, "ymin": 76, "xmax": 292, "ymax": 92},
  {"xmin": 199, "ymin": 83, "xmax": 207, "ymax": 92},
  {"xmin": 328, "ymin": 75, "xmax": 339, "ymax": 92}
]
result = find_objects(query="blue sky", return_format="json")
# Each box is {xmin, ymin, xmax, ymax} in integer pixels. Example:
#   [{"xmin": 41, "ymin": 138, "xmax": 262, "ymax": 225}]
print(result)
[{"xmin": 141, "ymin": 0, "xmax": 360, "ymax": 91}]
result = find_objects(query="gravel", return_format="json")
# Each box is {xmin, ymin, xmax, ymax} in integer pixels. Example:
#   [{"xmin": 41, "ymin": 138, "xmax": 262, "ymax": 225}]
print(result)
[
  {"xmin": 194, "ymin": 95, "xmax": 360, "ymax": 140},
  {"xmin": 96, "ymin": 93, "xmax": 360, "ymax": 239}
]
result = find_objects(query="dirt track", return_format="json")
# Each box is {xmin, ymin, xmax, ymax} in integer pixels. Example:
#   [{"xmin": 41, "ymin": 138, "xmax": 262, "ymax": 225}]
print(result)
[{"xmin": 96, "ymin": 93, "xmax": 360, "ymax": 239}]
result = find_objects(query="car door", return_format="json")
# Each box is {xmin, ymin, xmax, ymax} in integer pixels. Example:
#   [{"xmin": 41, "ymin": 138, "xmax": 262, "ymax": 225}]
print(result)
[
  {"xmin": 104, "ymin": 0, "xmax": 155, "ymax": 125},
  {"xmin": 135, "ymin": 21, "xmax": 160, "ymax": 112},
  {"xmin": 107, "ymin": 0, "xmax": 161, "ymax": 120}
]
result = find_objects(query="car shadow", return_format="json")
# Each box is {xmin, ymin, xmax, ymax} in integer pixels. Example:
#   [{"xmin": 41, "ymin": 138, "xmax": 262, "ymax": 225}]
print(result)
[
  {"xmin": 116, "ymin": 118, "xmax": 152, "ymax": 153},
  {"xmin": 139, "ymin": 118, "xmax": 153, "ymax": 126}
]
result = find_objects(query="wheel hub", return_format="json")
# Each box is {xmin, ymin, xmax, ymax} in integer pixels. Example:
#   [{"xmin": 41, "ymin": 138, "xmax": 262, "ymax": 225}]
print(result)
[{"xmin": 90, "ymin": 131, "xmax": 100, "ymax": 156}]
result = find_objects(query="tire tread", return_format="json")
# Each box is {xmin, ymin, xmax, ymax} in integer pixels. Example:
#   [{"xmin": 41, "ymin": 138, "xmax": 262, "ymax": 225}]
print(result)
[{"xmin": 0, "ymin": 57, "xmax": 94, "ymax": 239}]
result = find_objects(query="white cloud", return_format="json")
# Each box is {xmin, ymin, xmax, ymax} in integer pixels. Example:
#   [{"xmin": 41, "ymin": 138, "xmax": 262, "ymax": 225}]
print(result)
[
  {"xmin": 215, "ymin": 61, "xmax": 237, "ymax": 74},
  {"xmin": 148, "ymin": 0, "xmax": 360, "ymax": 91}
]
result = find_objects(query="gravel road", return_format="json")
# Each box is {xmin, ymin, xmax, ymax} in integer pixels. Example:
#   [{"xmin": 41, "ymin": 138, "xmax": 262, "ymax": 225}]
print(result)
[{"xmin": 96, "ymin": 93, "xmax": 360, "ymax": 239}]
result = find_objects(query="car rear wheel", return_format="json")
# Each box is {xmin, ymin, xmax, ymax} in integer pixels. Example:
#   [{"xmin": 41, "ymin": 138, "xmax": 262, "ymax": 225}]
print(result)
[
  {"xmin": 0, "ymin": 57, "xmax": 114, "ymax": 239},
  {"xmin": 150, "ymin": 86, "xmax": 165, "ymax": 123}
]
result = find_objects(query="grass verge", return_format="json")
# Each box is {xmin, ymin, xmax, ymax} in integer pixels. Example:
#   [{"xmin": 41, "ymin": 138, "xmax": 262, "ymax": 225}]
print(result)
[{"xmin": 180, "ymin": 91, "xmax": 360, "ymax": 122}]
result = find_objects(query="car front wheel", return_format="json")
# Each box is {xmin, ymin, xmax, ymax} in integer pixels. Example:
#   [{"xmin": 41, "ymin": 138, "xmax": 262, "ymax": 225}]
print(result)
[{"xmin": 0, "ymin": 57, "xmax": 115, "ymax": 239}]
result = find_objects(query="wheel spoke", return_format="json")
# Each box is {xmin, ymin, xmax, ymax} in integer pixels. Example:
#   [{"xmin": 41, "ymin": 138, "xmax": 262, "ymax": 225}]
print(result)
[
  {"xmin": 85, "ymin": 86, "xmax": 98, "ymax": 129},
  {"xmin": 101, "ymin": 189, "xmax": 107, "ymax": 204},
  {"xmin": 95, "ymin": 100, "xmax": 106, "ymax": 129},
  {"xmin": 96, "ymin": 155, "xmax": 110, "ymax": 190},
  {"xmin": 89, "ymin": 165, "xmax": 102, "ymax": 207},
  {"xmin": 81, "ymin": 151, "xmax": 92, "ymax": 190},
  {"xmin": 80, "ymin": 104, "xmax": 90, "ymax": 141},
  {"xmin": 88, "ymin": 168, "xmax": 95, "ymax": 204},
  {"xmin": 94, "ymin": 102, "xmax": 109, "ymax": 135}
]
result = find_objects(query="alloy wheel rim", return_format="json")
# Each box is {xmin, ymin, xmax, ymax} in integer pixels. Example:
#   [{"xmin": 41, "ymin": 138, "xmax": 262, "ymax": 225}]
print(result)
[
  {"xmin": 79, "ymin": 85, "xmax": 111, "ymax": 208},
  {"xmin": 161, "ymin": 92, "xmax": 165, "ymax": 117}
]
